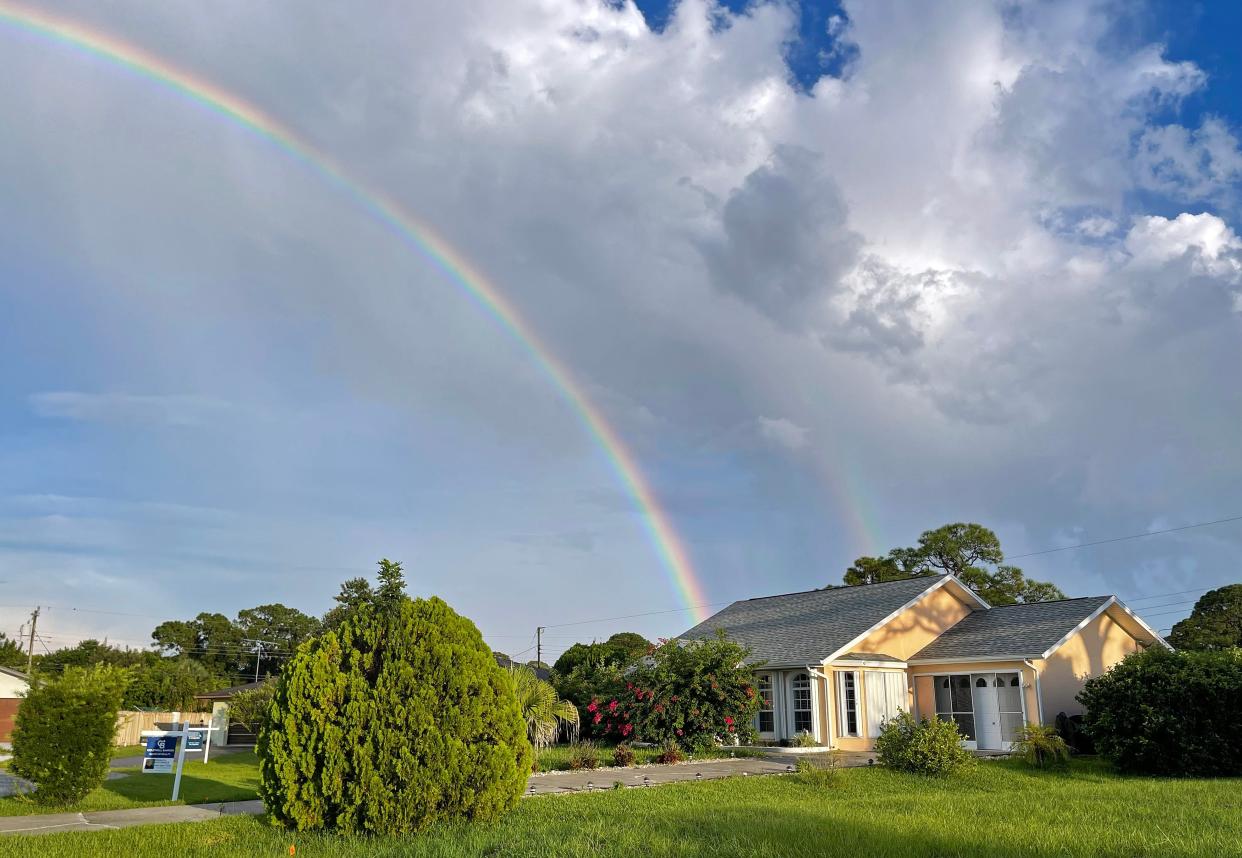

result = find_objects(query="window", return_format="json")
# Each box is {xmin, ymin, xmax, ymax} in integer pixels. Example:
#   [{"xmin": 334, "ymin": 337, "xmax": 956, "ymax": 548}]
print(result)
[
  {"xmin": 864, "ymin": 671, "xmax": 908, "ymax": 738},
  {"xmin": 995, "ymin": 672, "xmax": 1024, "ymax": 743},
  {"xmin": 934, "ymin": 674, "xmax": 975, "ymax": 740},
  {"xmin": 836, "ymin": 671, "xmax": 859, "ymax": 736},
  {"xmin": 757, "ymin": 674, "xmax": 774, "ymax": 733},
  {"xmin": 792, "ymin": 673, "xmax": 813, "ymax": 734}
]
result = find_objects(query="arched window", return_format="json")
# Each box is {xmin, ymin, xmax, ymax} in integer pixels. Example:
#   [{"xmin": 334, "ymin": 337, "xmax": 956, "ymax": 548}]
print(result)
[{"xmin": 976, "ymin": 677, "xmax": 988, "ymax": 687}]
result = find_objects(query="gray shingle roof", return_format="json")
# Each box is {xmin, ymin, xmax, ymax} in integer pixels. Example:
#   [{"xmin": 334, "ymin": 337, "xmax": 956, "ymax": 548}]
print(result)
[
  {"xmin": 911, "ymin": 596, "xmax": 1113, "ymax": 661},
  {"xmin": 679, "ymin": 576, "xmax": 942, "ymax": 666}
]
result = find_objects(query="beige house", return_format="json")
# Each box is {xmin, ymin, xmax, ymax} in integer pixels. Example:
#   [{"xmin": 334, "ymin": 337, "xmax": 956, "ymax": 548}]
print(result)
[{"xmin": 681, "ymin": 574, "xmax": 1164, "ymax": 752}]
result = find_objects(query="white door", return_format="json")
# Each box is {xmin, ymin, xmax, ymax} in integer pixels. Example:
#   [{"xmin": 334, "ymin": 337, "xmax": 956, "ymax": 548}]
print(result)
[{"xmin": 971, "ymin": 673, "xmax": 1002, "ymax": 750}]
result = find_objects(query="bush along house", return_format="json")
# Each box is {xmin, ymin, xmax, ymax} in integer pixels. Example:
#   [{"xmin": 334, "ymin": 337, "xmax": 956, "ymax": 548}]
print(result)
[{"xmin": 679, "ymin": 574, "xmax": 1165, "ymax": 752}]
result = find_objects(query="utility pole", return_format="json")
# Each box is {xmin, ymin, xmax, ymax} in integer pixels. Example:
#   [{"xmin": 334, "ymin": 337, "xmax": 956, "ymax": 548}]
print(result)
[
  {"xmin": 536, "ymin": 626, "xmax": 544, "ymax": 667},
  {"xmin": 242, "ymin": 638, "xmax": 279, "ymax": 683},
  {"xmin": 26, "ymin": 606, "xmax": 40, "ymax": 674}
]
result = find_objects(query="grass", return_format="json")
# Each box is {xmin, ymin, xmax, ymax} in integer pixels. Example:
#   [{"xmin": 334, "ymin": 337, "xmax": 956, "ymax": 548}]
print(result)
[
  {"xmin": 4, "ymin": 758, "xmax": 1239, "ymax": 856},
  {"xmin": 112, "ymin": 744, "xmax": 148, "ymax": 759},
  {"xmin": 0, "ymin": 751, "xmax": 260, "ymax": 816},
  {"xmin": 534, "ymin": 743, "xmax": 766, "ymax": 772}
]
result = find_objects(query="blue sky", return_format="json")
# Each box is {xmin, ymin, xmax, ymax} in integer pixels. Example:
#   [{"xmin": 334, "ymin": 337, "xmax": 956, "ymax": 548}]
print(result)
[{"xmin": 2, "ymin": 0, "xmax": 1241, "ymax": 664}]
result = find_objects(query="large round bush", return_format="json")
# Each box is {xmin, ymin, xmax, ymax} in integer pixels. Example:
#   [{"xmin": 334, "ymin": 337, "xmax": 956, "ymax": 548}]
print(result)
[
  {"xmin": 1078, "ymin": 646, "xmax": 1242, "ymax": 776},
  {"xmin": 11, "ymin": 664, "xmax": 130, "ymax": 805},
  {"xmin": 873, "ymin": 711, "xmax": 972, "ymax": 775},
  {"xmin": 258, "ymin": 595, "xmax": 531, "ymax": 833}
]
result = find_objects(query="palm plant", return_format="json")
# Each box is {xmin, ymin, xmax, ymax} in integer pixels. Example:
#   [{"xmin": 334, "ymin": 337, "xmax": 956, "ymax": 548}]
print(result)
[{"xmin": 507, "ymin": 664, "xmax": 579, "ymax": 749}]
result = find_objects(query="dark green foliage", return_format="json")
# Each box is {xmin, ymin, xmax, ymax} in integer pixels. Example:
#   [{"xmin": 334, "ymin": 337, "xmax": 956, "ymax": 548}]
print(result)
[
  {"xmin": 34, "ymin": 638, "xmax": 148, "ymax": 672},
  {"xmin": 551, "ymin": 632, "xmax": 652, "ymax": 677},
  {"xmin": 588, "ymin": 632, "xmax": 759, "ymax": 750},
  {"xmin": 235, "ymin": 604, "xmax": 321, "ymax": 675},
  {"xmin": 611, "ymin": 743, "xmax": 636, "ymax": 767},
  {"xmin": 873, "ymin": 711, "xmax": 973, "ymax": 775},
  {"xmin": 1078, "ymin": 646, "xmax": 1242, "ymax": 776},
  {"xmin": 1054, "ymin": 711, "xmax": 1095, "ymax": 755},
  {"xmin": 840, "ymin": 522, "xmax": 1065, "ymax": 605},
  {"xmin": 1012, "ymin": 724, "xmax": 1070, "ymax": 768},
  {"xmin": 11, "ymin": 664, "xmax": 130, "ymax": 805},
  {"xmin": 321, "ymin": 577, "xmax": 375, "ymax": 632},
  {"xmin": 226, "ymin": 682, "xmax": 276, "ymax": 731},
  {"xmin": 257, "ymin": 577, "xmax": 531, "ymax": 834},
  {"xmin": 551, "ymin": 659, "xmax": 627, "ymax": 739},
  {"xmin": 1168, "ymin": 584, "xmax": 1242, "ymax": 650},
  {"xmin": 124, "ymin": 656, "xmax": 221, "ymax": 710},
  {"xmin": 0, "ymin": 632, "xmax": 25, "ymax": 670},
  {"xmin": 567, "ymin": 741, "xmax": 599, "ymax": 770},
  {"xmin": 152, "ymin": 603, "xmax": 318, "ymax": 678}
]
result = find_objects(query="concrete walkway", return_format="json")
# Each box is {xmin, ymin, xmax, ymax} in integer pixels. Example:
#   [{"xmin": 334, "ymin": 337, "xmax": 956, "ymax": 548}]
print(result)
[{"xmin": 0, "ymin": 750, "xmax": 868, "ymax": 836}]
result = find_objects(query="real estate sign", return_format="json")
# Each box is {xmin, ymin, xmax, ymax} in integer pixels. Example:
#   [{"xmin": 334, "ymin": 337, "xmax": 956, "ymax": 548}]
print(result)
[{"xmin": 142, "ymin": 735, "xmax": 180, "ymax": 774}]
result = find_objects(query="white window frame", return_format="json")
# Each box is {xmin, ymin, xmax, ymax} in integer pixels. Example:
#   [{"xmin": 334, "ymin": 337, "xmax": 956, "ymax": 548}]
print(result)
[
  {"xmin": 836, "ymin": 670, "xmax": 860, "ymax": 737},
  {"xmin": 790, "ymin": 672, "xmax": 814, "ymax": 738},
  {"xmin": 755, "ymin": 673, "xmax": 775, "ymax": 736}
]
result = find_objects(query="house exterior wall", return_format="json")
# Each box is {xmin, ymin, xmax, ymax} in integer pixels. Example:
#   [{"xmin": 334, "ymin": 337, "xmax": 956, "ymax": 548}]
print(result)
[
  {"xmin": 845, "ymin": 584, "xmax": 978, "ymax": 661},
  {"xmin": 1034, "ymin": 609, "xmax": 1143, "ymax": 720},
  {"xmin": 0, "ymin": 671, "xmax": 27, "ymax": 699}
]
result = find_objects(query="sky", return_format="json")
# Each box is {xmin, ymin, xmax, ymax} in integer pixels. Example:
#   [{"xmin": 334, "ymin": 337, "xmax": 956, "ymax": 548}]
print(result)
[{"xmin": 1, "ymin": 0, "xmax": 1240, "ymax": 667}]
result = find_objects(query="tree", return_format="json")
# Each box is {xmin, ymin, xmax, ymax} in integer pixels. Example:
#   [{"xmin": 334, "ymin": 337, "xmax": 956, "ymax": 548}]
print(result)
[
  {"xmin": 1168, "ymin": 584, "xmax": 1242, "ymax": 650},
  {"xmin": 124, "ymin": 656, "xmax": 221, "ymax": 711},
  {"xmin": 258, "ymin": 564, "xmax": 529, "ymax": 834},
  {"xmin": 0, "ymin": 633, "xmax": 24, "ymax": 670},
  {"xmin": 507, "ymin": 664, "xmax": 579, "ymax": 749},
  {"xmin": 321, "ymin": 577, "xmax": 375, "ymax": 631},
  {"xmin": 151, "ymin": 612, "xmax": 245, "ymax": 676},
  {"xmin": 838, "ymin": 522, "xmax": 1066, "ymax": 605},
  {"xmin": 34, "ymin": 639, "xmax": 147, "ymax": 673},
  {"xmin": 551, "ymin": 631, "xmax": 653, "ymax": 676},
  {"xmin": 11, "ymin": 664, "xmax": 130, "ymax": 805},
  {"xmin": 227, "ymin": 682, "xmax": 276, "ymax": 732},
  {"xmin": 236, "ymin": 603, "xmax": 320, "ymax": 676}
]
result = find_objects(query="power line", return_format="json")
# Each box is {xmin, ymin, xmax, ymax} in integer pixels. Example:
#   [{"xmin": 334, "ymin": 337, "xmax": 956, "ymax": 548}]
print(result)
[{"xmin": 1010, "ymin": 514, "xmax": 1242, "ymax": 559}]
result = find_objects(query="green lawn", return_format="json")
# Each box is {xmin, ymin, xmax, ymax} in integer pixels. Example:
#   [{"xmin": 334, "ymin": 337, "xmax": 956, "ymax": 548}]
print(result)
[
  {"xmin": 4, "ymin": 759, "xmax": 1239, "ymax": 857},
  {"xmin": 0, "ymin": 751, "xmax": 260, "ymax": 816}
]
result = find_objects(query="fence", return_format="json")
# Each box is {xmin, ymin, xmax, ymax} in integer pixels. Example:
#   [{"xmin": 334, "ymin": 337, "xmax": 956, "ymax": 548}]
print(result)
[{"xmin": 114, "ymin": 710, "xmax": 203, "ymax": 746}]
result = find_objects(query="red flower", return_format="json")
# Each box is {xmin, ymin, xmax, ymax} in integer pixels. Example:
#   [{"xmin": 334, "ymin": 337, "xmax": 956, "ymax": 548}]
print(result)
[
  {"xmin": 608, "ymin": 700, "xmax": 618, "ymax": 713},
  {"xmin": 723, "ymin": 716, "xmax": 734, "ymax": 726},
  {"xmin": 587, "ymin": 701, "xmax": 598, "ymax": 713},
  {"xmin": 621, "ymin": 724, "xmax": 633, "ymax": 736},
  {"xmin": 676, "ymin": 729, "xmax": 684, "ymax": 736},
  {"xmin": 593, "ymin": 712, "xmax": 603, "ymax": 725},
  {"xmin": 626, "ymin": 682, "xmax": 633, "ymax": 691}
]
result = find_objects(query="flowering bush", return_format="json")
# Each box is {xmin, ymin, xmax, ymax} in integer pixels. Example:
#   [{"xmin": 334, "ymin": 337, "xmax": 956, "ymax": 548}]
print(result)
[{"xmin": 586, "ymin": 631, "xmax": 759, "ymax": 751}]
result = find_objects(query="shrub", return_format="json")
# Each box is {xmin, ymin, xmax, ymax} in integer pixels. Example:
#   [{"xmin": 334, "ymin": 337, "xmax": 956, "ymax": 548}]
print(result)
[
  {"xmin": 792, "ymin": 730, "xmax": 819, "ymax": 748},
  {"xmin": 567, "ymin": 741, "xmax": 599, "ymax": 770},
  {"xmin": 1054, "ymin": 711, "xmax": 1095, "ymax": 756},
  {"xmin": 612, "ymin": 743, "xmax": 636, "ymax": 767},
  {"xmin": 227, "ymin": 682, "xmax": 275, "ymax": 732},
  {"xmin": 1012, "ymin": 724, "xmax": 1070, "ymax": 769},
  {"xmin": 873, "ymin": 711, "xmax": 972, "ymax": 776},
  {"xmin": 258, "ymin": 562, "xmax": 531, "ymax": 834},
  {"xmin": 1078, "ymin": 646, "xmax": 1242, "ymax": 776},
  {"xmin": 11, "ymin": 664, "xmax": 130, "ymax": 805},
  {"xmin": 587, "ymin": 631, "xmax": 760, "ymax": 750},
  {"xmin": 655, "ymin": 740, "xmax": 685, "ymax": 764},
  {"xmin": 794, "ymin": 754, "xmax": 837, "ymax": 787}
]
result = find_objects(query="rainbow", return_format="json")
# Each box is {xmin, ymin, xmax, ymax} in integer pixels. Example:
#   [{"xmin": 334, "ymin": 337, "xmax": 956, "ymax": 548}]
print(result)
[{"xmin": 0, "ymin": 1, "xmax": 712, "ymax": 623}]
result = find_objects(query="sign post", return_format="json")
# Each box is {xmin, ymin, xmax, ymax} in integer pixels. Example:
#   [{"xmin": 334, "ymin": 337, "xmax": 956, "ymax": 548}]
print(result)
[{"xmin": 171, "ymin": 720, "xmax": 190, "ymax": 801}]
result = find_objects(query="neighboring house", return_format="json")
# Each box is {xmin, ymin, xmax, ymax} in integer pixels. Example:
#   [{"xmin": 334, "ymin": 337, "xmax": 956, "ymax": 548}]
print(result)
[
  {"xmin": 0, "ymin": 666, "xmax": 30, "ymax": 743},
  {"xmin": 680, "ymin": 574, "xmax": 1164, "ymax": 752},
  {"xmin": 195, "ymin": 654, "xmax": 548, "ymax": 747}
]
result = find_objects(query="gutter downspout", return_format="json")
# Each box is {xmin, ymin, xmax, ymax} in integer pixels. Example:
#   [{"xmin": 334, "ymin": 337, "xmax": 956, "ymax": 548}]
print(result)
[{"xmin": 1023, "ymin": 659, "xmax": 1044, "ymax": 725}]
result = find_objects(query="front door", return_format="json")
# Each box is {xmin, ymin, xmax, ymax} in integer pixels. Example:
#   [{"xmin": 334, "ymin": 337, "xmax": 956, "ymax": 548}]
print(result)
[{"xmin": 971, "ymin": 673, "xmax": 1002, "ymax": 750}]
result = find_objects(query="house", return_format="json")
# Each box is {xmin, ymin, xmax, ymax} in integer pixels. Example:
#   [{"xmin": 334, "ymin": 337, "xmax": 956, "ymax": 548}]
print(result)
[
  {"xmin": 679, "ymin": 574, "xmax": 1164, "ymax": 752},
  {"xmin": 0, "ymin": 666, "xmax": 30, "ymax": 743}
]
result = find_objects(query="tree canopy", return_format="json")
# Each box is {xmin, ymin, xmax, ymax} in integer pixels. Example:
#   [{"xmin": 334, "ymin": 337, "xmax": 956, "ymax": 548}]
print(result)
[
  {"xmin": 839, "ymin": 522, "xmax": 1066, "ymax": 605},
  {"xmin": 551, "ymin": 631, "xmax": 652, "ymax": 676},
  {"xmin": 1168, "ymin": 584, "xmax": 1242, "ymax": 650}
]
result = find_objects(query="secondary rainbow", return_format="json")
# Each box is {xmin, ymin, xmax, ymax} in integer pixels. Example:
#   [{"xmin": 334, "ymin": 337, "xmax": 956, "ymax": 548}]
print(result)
[{"xmin": 0, "ymin": 1, "xmax": 713, "ymax": 624}]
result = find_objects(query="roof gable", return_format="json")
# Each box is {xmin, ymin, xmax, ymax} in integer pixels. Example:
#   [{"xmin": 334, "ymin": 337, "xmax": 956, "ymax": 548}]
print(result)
[
  {"xmin": 679, "ymin": 576, "xmax": 946, "ymax": 666},
  {"xmin": 910, "ymin": 596, "xmax": 1114, "ymax": 661}
]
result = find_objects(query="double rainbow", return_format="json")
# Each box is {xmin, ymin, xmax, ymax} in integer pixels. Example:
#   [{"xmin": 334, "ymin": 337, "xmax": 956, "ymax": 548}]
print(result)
[{"xmin": 0, "ymin": 1, "xmax": 713, "ymax": 623}]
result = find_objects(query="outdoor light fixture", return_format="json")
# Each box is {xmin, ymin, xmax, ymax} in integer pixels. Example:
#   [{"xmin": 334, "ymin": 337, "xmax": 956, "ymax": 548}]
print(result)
[
  {"xmin": 868, "ymin": 758, "xmax": 875, "ymax": 766},
  {"xmin": 586, "ymin": 781, "xmax": 594, "ymax": 791},
  {"xmin": 643, "ymin": 775, "xmax": 651, "ymax": 787},
  {"xmin": 695, "ymin": 772, "xmax": 702, "ymax": 780},
  {"xmin": 786, "ymin": 764, "xmax": 794, "ymax": 772}
]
